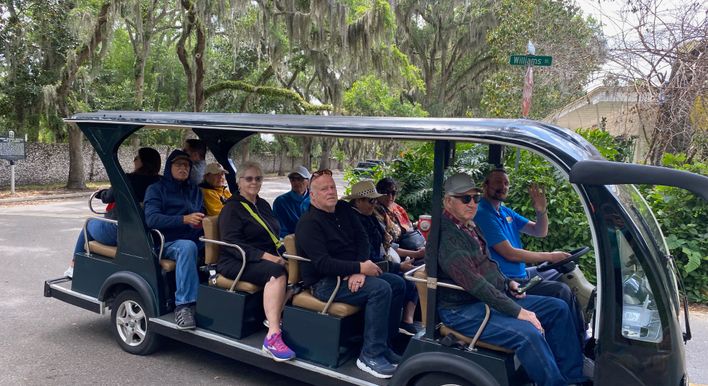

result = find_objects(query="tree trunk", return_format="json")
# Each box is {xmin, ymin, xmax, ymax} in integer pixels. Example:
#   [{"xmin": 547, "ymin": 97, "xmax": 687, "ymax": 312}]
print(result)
[
  {"xmin": 319, "ymin": 138, "xmax": 335, "ymax": 170},
  {"xmin": 66, "ymin": 125, "xmax": 86, "ymax": 189},
  {"xmin": 302, "ymin": 137, "xmax": 312, "ymax": 170},
  {"xmin": 56, "ymin": 0, "xmax": 113, "ymax": 189}
]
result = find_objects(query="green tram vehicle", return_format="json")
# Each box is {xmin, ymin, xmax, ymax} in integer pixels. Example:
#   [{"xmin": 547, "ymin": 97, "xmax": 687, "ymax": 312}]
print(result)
[{"xmin": 44, "ymin": 112, "xmax": 707, "ymax": 386}]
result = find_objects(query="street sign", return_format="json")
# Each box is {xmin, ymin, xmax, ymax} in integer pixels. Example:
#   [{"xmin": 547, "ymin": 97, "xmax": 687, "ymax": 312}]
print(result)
[
  {"xmin": 0, "ymin": 137, "xmax": 26, "ymax": 161},
  {"xmin": 509, "ymin": 55, "xmax": 552, "ymax": 66}
]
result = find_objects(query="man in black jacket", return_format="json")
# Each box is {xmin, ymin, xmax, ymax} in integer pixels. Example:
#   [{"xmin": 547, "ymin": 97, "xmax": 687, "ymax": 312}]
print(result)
[{"xmin": 295, "ymin": 170, "xmax": 404, "ymax": 380}]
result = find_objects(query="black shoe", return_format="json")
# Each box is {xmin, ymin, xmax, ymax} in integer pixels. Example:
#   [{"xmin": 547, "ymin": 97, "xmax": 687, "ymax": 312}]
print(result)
[
  {"xmin": 398, "ymin": 322, "xmax": 418, "ymax": 336},
  {"xmin": 175, "ymin": 305, "xmax": 196, "ymax": 330}
]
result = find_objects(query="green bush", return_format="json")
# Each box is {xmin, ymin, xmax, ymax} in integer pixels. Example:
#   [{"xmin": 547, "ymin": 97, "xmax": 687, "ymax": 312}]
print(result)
[{"xmin": 638, "ymin": 153, "xmax": 708, "ymax": 303}]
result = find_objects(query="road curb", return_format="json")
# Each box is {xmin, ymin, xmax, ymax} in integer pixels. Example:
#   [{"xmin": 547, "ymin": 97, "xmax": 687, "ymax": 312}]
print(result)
[{"xmin": 0, "ymin": 192, "xmax": 91, "ymax": 204}]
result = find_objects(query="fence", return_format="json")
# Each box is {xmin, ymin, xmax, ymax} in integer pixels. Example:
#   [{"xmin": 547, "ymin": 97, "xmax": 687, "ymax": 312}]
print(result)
[{"xmin": 0, "ymin": 142, "xmax": 315, "ymax": 188}]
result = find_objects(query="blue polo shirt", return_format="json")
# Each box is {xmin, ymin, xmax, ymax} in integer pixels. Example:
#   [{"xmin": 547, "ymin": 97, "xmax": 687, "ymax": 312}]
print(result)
[
  {"xmin": 272, "ymin": 190, "xmax": 309, "ymax": 237},
  {"xmin": 474, "ymin": 197, "xmax": 529, "ymax": 278}
]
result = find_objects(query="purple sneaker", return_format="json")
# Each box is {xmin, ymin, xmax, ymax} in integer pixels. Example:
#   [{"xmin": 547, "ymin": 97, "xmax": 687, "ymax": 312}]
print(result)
[{"xmin": 262, "ymin": 332, "xmax": 295, "ymax": 362}]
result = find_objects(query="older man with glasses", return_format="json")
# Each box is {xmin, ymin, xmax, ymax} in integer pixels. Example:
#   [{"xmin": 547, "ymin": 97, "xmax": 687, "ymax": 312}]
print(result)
[
  {"xmin": 433, "ymin": 172, "xmax": 588, "ymax": 386},
  {"xmin": 295, "ymin": 170, "xmax": 405, "ymax": 379},
  {"xmin": 144, "ymin": 150, "xmax": 205, "ymax": 330},
  {"xmin": 273, "ymin": 165, "xmax": 311, "ymax": 237}
]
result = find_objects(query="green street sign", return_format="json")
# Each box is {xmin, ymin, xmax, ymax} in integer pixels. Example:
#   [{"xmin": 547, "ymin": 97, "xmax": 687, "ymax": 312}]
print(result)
[{"xmin": 509, "ymin": 55, "xmax": 552, "ymax": 66}]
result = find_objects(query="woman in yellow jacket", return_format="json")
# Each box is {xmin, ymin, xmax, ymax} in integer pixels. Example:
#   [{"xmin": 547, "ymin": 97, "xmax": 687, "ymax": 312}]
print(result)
[{"xmin": 199, "ymin": 162, "xmax": 232, "ymax": 216}]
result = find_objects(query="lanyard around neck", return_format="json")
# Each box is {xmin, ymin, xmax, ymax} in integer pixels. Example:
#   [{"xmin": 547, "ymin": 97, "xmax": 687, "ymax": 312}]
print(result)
[{"xmin": 240, "ymin": 201, "xmax": 282, "ymax": 252}]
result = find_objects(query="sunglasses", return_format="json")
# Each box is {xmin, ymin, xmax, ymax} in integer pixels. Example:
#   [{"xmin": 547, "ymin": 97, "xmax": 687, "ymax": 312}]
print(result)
[
  {"xmin": 310, "ymin": 169, "xmax": 332, "ymax": 182},
  {"xmin": 289, "ymin": 175, "xmax": 305, "ymax": 181},
  {"xmin": 453, "ymin": 194, "xmax": 482, "ymax": 204},
  {"xmin": 362, "ymin": 198, "xmax": 377, "ymax": 204},
  {"xmin": 240, "ymin": 176, "xmax": 263, "ymax": 183}
]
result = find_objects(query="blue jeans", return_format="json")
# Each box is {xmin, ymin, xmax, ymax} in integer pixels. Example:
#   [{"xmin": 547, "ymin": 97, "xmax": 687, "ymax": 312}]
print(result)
[
  {"xmin": 522, "ymin": 267, "xmax": 587, "ymax": 346},
  {"xmin": 73, "ymin": 219, "xmax": 118, "ymax": 254},
  {"xmin": 438, "ymin": 295, "xmax": 585, "ymax": 386},
  {"xmin": 313, "ymin": 273, "xmax": 405, "ymax": 357},
  {"xmin": 163, "ymin": 239, "xmax": 200, "ymax": 306}
]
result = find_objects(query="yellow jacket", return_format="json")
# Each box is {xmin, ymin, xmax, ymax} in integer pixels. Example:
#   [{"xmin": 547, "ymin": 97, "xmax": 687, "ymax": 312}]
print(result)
[{"xmin": 200, "ymin": 184, "xmax": 232, "ymax": 216}]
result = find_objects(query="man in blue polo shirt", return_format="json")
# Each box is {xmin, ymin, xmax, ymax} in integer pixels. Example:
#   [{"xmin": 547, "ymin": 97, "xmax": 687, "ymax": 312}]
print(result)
[
  {"xmin": 474, "ymin": 168, "xmax": 587, "ymax": 346},
  {"xmin": 273, "ymin": 165, "xmax": 311, "ymax": 237}
]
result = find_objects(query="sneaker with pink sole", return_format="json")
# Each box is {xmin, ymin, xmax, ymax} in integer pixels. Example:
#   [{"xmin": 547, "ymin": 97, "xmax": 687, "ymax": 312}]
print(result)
[{"xmin": 262, "ymin": 332, "xmax": 295, "ymax": 362}]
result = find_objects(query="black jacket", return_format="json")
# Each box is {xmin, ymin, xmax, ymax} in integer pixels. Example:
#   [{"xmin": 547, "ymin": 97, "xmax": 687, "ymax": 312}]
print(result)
[
  {"xmin": 217, "ymin": 194, "xmax": 282, "ymax": 274},
  {"xmin": 295, "ymin": 200, "xmax": 369, "ymax": 287}
]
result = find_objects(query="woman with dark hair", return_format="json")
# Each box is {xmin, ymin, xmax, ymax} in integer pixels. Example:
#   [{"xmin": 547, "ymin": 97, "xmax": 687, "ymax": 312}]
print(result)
[
  {"xmin": 375, "ymin": 178, "xmax": 426, "ymax": 253},
  {"xmin": 65, "ymin": 147, "xmax": 162, "ymax": 278}
]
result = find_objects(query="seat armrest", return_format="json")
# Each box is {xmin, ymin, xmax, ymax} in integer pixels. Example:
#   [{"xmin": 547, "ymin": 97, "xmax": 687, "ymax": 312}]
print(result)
[
  {"xmin": 82, "ymin": 217, "xmax": 118, "ymax": 254},
  {"xmin": 199, "ymin": 237, "xmax": 247, "ymax": 292},
  {"xmin": 150, "ymin": 229, "xmax": 165, "ymax": 260}
]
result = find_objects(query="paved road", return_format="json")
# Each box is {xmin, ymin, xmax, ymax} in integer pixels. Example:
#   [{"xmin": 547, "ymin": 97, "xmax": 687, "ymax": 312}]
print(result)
[{"xmin": 1, "ymin": 172, "xmax": 707, "ymax": 385}]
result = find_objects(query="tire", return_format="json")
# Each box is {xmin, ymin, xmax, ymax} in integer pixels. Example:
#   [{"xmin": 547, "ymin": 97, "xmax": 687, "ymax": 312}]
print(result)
[
  {"xmin": 110, "ymin": 290, "xmax": 161, "ymax": 355},
  {"xmin": 414, "ymin": 371, "xmax": 495, "ymax": 386}
]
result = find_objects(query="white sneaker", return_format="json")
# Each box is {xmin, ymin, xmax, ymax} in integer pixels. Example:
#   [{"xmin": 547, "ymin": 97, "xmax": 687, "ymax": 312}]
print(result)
[{"xmin": 64, "ymin": 267, "xmax": 74, "ymax": 278}]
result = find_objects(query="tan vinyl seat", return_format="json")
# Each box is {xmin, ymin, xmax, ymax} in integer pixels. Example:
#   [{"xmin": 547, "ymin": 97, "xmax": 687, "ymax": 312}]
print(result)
[
  {"xmin": 283, "ymin": 235, "xmax": 360, "ymax": 318},
  {"xmin": 88, "ymin": 241, "xmax": 117, "ymax": 258},
  {"xmin": 414, "ymin": 267, "xmax": 513, "ymax": 354},
  {"xmin": 202, "ymin": 216, "xmax": 261, "ymax": 294}
]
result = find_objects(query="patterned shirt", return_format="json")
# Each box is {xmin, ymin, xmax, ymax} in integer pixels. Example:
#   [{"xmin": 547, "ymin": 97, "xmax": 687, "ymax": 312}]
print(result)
[{"xmin": 432, "ymin": 210, "xmax": 521, "ymax": 317}]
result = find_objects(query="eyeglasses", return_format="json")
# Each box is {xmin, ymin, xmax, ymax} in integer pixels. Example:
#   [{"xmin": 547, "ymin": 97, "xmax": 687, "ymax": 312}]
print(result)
[
  {"xmin": 172, "ymin": 161, "xmax": 190, "ymax": 169},
  {"xmin": 310, "ymin": 169, "xmax": 332, "ymax": 182},
  {"xmin": 453, "ymin": 194, "xmax": 482, "ymax": 204},
  {"xmin": 240, "ymin": 176, "xmax": 263, "ymax": 183}
]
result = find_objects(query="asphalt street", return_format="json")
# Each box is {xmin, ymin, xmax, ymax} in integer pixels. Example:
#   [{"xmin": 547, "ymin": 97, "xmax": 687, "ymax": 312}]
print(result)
[{"xmin": 1, "ymin": 172, "xmax": 706, "ymax": 385}]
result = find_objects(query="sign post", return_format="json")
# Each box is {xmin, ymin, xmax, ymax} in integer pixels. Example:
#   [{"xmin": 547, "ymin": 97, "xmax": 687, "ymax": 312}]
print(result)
[{"xmin": 1, "ymin": 131, "xmax": 27, "ymax": 195}]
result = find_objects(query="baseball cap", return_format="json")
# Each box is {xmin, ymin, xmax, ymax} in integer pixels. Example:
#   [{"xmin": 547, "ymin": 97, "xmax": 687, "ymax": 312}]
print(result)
[
  {"xmin": 444, "ymin": 173, "xmax": 480, "ymax": 194},
  {"xmin": 288, "ymin": 165, "xmax": 311, "ymax": 179},
  {"xmin": 205, "ymin": 162, "xmax": 229, "ymax": 175}
]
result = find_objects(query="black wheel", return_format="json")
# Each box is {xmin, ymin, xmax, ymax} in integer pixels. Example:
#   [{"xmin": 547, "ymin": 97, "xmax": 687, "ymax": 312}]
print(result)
[
  {"xmin": 536, "ymin": 246, "xmax": 591, "ymax": 273},
  {"xmin": 414, "ymin": 371, "xmax": 497, "ymax": 386},
  {"xmin": 110, "ymin": 290, "xmax": 161, "ymax": 355}
]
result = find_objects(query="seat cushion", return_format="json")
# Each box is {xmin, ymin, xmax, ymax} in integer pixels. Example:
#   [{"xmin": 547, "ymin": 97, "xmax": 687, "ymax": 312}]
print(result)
[
  {"xmin": 292, "ymin": 290, "xmax": 360, "ymax": 317},
  {"xmin": 439, "ymin": 325, "xmax": 514, "ymax": 354},
  {"xmin": 212, "ymin": 274, "xmax": 262, "ymax": 294},
  {"xmin": 88, "ymin": 241, "xmax": 116, "ymax": 258}
]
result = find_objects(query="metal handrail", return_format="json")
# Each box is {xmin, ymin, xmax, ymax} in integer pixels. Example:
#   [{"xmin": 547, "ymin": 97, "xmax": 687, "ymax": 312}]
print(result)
[
  {"xmin": 199, "ymin": 237, "xmax": 247, "ymax": 292},
  {"xmin": 282, "ymin": 252, "xmax": 339, "ymax": 315},
  {"xmin": 403, "ymin": 263, "xmax": 492, "ymax": 351},
  {"xmin": 150, "ymin": 229, "xmax": 165, "ymax": 261},
  {"xmin": 403, "ymin": 264, "xmax": 465, "ymax": 291},
  {"xmin": 88, "ymin": 190, "xmax": 108, "ymax": 215},
  {"xmin": 82, "ymin": 216, "xmax": 118, "ymax": 254}
]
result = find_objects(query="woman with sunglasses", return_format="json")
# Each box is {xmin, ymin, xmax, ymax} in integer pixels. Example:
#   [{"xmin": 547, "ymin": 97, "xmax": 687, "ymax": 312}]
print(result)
[
  {"xmin": 374, "ymin": 178, "xmax": 426, "ymax": 257},
  {"xmin": 347, "ymin": 180, "xmax": 420, "ymax": 336},
  {"xmin": 217, "ymin": 161, "xmax": 295, "ymax": 362}
]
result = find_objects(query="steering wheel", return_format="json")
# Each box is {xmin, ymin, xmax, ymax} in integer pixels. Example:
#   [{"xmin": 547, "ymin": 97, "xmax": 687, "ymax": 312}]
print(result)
[{"xmin": 536, "ymin": 246, "xmax": 590, "ymax": 272}]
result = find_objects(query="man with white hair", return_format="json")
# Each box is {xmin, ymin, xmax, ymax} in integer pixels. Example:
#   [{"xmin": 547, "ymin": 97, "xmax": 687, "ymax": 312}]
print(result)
[{"xmin": 432, "ymin": 172, "xmax": 587, "ymax": 386}]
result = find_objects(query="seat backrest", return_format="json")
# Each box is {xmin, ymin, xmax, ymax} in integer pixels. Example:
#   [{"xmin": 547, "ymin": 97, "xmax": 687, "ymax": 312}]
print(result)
[
  {"xmin": 203, "ymin": 215, "xmax": 220, "ymax": 264},
  {"xmin": 283, "ymin": 234, "xmax": 299, "ymax": 285},
  {"xmin": 413, "ymin": 268, "xmax": 429, "ymax": 326}
]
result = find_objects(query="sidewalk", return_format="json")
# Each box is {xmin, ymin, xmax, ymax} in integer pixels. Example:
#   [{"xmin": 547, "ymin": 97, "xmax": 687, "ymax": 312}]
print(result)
[{"xmin": 0, "ymin": 190, "xmax": 93, "ymax": 204}]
